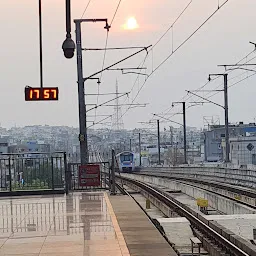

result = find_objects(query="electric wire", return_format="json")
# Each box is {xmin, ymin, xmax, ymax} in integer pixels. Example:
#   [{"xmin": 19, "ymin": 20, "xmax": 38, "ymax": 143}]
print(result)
[
  {"xmin": 187, "ymin": 52, "xmax": 256, "ymax": 107},
  {"xmin": 110, "ymin": 0, "xmax": 122, "ymax": 25},
  {"xmin": 119, "ymin": 0, "xmax": 230, "ymax": 123},
  {"xmin": 90, "ymin": 0, "xmax": 230, "ymax": 129},
  {"xmin": 92, "ymin": 0, "xmax": 123, "ymax": 124},
  {"xmin": 94, "ymin": 31, "xmax": 109, "ymax": 123},
  {"xmin": 81, "ymin": 0, "xmax": 92, "ymax": 18},
  {"xmin": 151, "ymin": 0, "xmax": 193, "ymax": 51},
  {"xmin": 90, "ymin": 0, "xmax": 192, "ymax": 128},
  {"xmin": 159, "ymin": 49, "xmax": 256, "ymax": 120},
  {"xmin": 147, "ymin": 46, "xmax": 256, "ymax": 125},
  {"xmin": 124, "ymin": 0, "xmax": 193, "ymax": 103},
  {"xmin": 152, "ymin": 0, "xmax": 229, "ymax": 75}
]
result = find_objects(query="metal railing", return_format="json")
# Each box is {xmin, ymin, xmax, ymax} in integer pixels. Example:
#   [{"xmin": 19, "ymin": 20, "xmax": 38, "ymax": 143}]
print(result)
[
  {"xmin": 67, "ymin": 161, "xmax": 110, "ymax": 191},
  {"xmin": 0, "ymin": 152, "xmax": 67, "ymax": 193}
]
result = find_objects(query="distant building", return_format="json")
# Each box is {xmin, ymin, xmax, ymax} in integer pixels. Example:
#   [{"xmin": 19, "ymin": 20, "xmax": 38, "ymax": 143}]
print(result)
[
  {"xmin": 8, "ymin": 141, "xmax": 50, "ymax": 155},
  {"xmin": 204, "ymin": 122, "xmax": 256, "ymax": 162},
  {"xmin": 230, "ymin": 136, "xmax": 256, "ymax": 166},
  {"xmin": 26, "ymin": 141, "xmax": 50, "ymax": 153},
  {"xmin": 0, "ymin": 137, "xmax": 9, "ymax": 154},
  {"xmin": 8, "ymin": 144, "xmax": 28, "ymax": 154}
]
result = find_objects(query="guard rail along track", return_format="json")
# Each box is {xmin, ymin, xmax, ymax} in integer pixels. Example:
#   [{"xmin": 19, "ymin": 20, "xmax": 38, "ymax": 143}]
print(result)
[
  {"xmin": 141, "ymin": 166, "xmax": 256, "ymax": 189},
  {"xmin": 117, "ymin": 175, "xmax": 255, "ymax": 256},
  {"xmin": 135, "ymin": 171, "xmax": 256, "ymax": 210},
  {"xmin": 138, "ymin": 171, "xmax": 256, "ymax": 198}
]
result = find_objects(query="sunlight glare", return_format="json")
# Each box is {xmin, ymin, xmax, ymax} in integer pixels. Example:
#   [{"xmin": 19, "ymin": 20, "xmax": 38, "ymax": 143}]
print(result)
[{"xmin": 123, "ymin": 17, "xmax": 139, "ymax": 30}]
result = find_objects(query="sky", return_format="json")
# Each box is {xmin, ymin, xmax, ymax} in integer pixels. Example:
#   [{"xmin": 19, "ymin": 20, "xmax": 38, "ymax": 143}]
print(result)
[{"xmin": 1, "ymin": 0, "xmax": 256, "ymax": 131}]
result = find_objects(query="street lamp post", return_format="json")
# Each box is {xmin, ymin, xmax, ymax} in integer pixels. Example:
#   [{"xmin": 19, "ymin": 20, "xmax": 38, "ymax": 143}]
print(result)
[
  {"xmin": 62, "ymin": 0, "xmax": 75, "ymax": 59},
  {"xmin": 38, "ymin": 0, "xmax": 43, "ymax": 88}
]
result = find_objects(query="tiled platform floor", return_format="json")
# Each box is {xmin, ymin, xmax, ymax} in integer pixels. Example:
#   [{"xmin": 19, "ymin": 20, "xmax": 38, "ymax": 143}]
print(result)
[
  {"xmin": 0, "ymin": 192, "xmax": 129, "ymax": 256},
  {"xmin": 109, "ymin": 195, "xmax": 177, "ymax": 256}
]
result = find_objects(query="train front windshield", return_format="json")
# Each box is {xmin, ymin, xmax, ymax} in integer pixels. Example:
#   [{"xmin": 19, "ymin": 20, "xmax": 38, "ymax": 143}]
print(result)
[{"xmin": 120, "ymin": 154, "xmax": 133, "ymax": 162}]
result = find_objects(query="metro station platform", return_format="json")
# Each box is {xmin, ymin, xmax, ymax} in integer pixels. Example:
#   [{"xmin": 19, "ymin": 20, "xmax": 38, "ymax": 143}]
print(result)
[{"xmin": 0, "ymin": 191, "xmax": 176, "ymax": 256}]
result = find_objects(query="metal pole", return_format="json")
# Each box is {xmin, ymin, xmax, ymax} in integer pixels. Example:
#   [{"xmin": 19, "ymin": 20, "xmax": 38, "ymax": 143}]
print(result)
[
  {"xmin": 8, "ymin": 157, "xmax": 12, "ymax": 192},
  {"xmin": 130, "ymin": 139, "xmax": 132, "ymax": 151},
  {"xmin": 183, "ymin": 102, "xmax": 187, "ymax": 164},
  {"xmin": 170, "ymin": 126, "xmax": 173, "ymax": 146},
  {"xmin": 75, "ymin": 21, "xmax": 88, "ymax": 164},
  {"xmin": 224, "ymin": 74, "xmax": 230, "ymax": 162},
  {"xmin": 51, "ymin": 156, "xmax": 54, "ymax": 190},
  {"xmin": 111, "ymin": 149, "xmax": 116, "ymax": 195},
  {"xmin": 66, "ymin": 0, "xmax": 71, "ymax": 37},
  {"xmin": 39, "ymin": 0, "xmax": 43, "ymax": 88},
  {"xmin": 139, "ymin": 133, "xmax": 141, "ymax": 166},
  {"xmin": 63, "ymin": 152, "xmax": 68, "ymax": 194},
  {"xmin": 157, "ymin": 120, "xmax": 161, "ymax": 165}
]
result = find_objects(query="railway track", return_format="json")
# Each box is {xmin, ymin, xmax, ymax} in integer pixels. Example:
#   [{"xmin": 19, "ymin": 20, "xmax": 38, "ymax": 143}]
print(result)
[
  {"xmin": 136, "ymin": 171, "xmax": 256, "ymax": 210},
  {"xmin": 116, "ymin": 175, "xmax": 255, "ymax": 256}
]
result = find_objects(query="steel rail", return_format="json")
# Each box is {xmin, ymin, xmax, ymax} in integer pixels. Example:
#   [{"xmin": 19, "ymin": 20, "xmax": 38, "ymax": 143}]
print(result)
[
  {"xmin": 118, "ymin": 175, "xmax": 250, "ymax": 256},
  {"xmin": 139, "ymin": 171, "xmax": 256, "ymax": 199}
]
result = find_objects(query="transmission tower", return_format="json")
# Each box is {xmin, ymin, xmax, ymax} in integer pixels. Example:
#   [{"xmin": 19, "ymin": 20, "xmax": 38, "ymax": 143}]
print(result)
[{"xmin": 112, "ymin": 80, "xmax": 124, "ymax": 131}]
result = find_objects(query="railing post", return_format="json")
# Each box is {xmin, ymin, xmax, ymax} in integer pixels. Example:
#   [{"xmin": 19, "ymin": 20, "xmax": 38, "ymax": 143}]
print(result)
[
  {"xmin": 104, "ymin": 163, "xmax": 107, "ymax": 189},
  {"xmin": 110, "ymin": 149, "xmax": 116, "ymax": 195},
  {"xmin": 8, "ymin": 157, "xmax": 12, "ymax": 192},
  {"xmin": 51, "ymin": 156, "xmax": 54, "ymax": 190},
  {"xmin": 64, "ymin": 152, "xmax": 68, "ymax": 194}
]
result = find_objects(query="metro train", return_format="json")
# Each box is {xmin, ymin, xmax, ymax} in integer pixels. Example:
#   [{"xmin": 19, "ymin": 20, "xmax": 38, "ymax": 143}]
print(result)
[{"xmin": 116, "ymin": 151, "xmax": 135, "ymax": 173}]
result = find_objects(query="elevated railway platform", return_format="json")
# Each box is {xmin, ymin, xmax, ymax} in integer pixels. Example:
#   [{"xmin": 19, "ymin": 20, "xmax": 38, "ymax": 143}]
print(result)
[
  {"xmin": 108, "ymin": 194, "xmax": 177, "ymax": 256},
  {"xmin": 0, "ymin": 191, "xmax": 176, "ymax": 256}
]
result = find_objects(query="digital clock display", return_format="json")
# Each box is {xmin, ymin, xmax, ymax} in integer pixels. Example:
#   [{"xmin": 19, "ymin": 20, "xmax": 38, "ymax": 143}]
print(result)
[{"xmin": 25, "ymin": 87, "xmax": 59, "ymax": 101}]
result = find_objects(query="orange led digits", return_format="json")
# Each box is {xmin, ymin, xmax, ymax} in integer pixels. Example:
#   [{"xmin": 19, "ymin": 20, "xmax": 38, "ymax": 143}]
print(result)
[
  {"xmin": 51, "ymin": 89, "xmax": 57, "ymax": 98},
  {"xmin": 44, "ymin": 89, "xmax": 50, "ymax": 99},
  {"xmin": 25, "ymin": 87, "xmax": 59, "ymax": 101},
  {"xmin": 34, "ymin": 89, "xmax": 40, "ymax": 99}
]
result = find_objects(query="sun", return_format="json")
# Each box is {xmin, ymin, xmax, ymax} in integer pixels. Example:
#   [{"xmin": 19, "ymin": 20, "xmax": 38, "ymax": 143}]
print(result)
[{"xmin": 123, "ymin": 17, "xmax": 139, "ymax": 30}]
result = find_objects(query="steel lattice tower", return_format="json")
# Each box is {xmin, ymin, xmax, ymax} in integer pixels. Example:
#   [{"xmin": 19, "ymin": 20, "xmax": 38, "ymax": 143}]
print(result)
[{"xmin": 112, "ymin": 80, "xmax": 124, "ymax": 131}]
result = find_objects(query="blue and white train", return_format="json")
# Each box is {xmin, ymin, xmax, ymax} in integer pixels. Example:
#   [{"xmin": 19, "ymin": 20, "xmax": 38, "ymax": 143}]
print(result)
[{"xmin": 116, "ymin": 151, "xmax": 135, "ymax": 173}]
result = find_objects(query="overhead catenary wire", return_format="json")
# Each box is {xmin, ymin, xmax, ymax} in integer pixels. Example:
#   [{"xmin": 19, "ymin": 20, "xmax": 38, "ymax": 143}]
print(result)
[
  {"xmin": 119, "ymin": 0, "xmax": 230, "ymax": 123},
  {"xmin": 186, "ymin": 52, "xmax": 256, "ymax": 106},
  {"xmin": 93, "ymin": 0, "xmax": 123, "ymax": 124},
  {"xmin": 151, "ymin": 0, "xmax": 230, "ymax": 75},
  {"xmin": 110, "ymin": 0, "xmax": 122, "ymax": 26},
  {"xmin": 157, "ymin": 49, "xmax": 256, "ymax": 121},
  {"xmin": 90, "ymin": 46, "xmax": 150, "ymax": 124},
  {"xmin": 94, "ymin": 31, "xmax": 109, "ymax": 123},
  {"xmin": 81, "ymin": 0, "xmax": 92, "ymax": 18},
  {"xmin": 203, "ymin": 53, "xmax": 256, "ymax": 99},
  {"xmin": 111, "ymin": 3, "xmax": 191, "ymax": 110},
  {"xmin": 151, "ymin": 0, "xmax": 193, "ymax": 51},
  {"xmin": 87, "ymin": 115, "xmax": 113, "ymax": 129},
  {"xmin": 89, "ymin": 0, "xmax": 232, "ymax": 129},
  {"xmin": 123, "ymin": 0, "xmax": 193, "ymax": 103},
  {"xmin": 155, "ymin": 69, "xmax": 256, "ymax": 124}
]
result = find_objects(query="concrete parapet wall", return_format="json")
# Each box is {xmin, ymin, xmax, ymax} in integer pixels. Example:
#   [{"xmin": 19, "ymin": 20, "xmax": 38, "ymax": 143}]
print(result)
[
  {"xmin": 142, "ymin": 166, "xmax": 256, "ymax": 188},
  {"xmin": 123, "ymin": 173, "xmax": 256, "ymax": 215},
  {"xmin": 121, "ymin": 174, "xmax": 256, "ymax": 255}
]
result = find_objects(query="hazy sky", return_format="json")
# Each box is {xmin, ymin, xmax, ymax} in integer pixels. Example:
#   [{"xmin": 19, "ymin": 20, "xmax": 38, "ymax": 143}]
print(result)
[{"xmin": 1, "ymin": 0, "xmax": 256, "ymax": 131}]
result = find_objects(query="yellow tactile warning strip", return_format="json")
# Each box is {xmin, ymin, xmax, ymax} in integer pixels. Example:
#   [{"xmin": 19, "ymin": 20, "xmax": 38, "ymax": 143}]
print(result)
[{"xmin": 104, "ymin": 192, "xmax": 131, "ymax": 256}]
